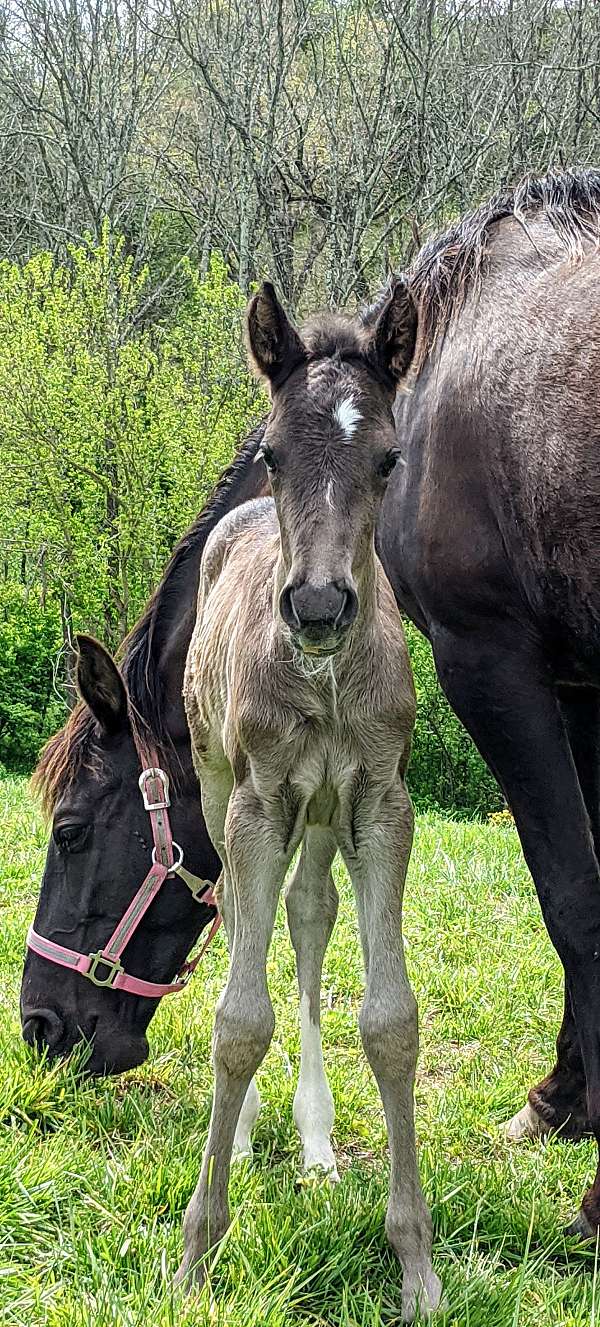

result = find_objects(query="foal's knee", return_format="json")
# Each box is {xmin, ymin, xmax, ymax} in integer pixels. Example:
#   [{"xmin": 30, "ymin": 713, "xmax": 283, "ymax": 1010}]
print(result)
[
  {"xmin": 359, "ymin": 984, "xmax": 418, "ymax": 1077},
  {"xmin": 213, "ymin": 987, "xmax": 275, "ymax": 1079}
]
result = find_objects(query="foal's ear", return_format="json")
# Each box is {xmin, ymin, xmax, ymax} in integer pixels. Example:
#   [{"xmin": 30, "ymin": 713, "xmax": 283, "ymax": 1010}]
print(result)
[
  {"xmin": 246, "ymin": 281, "xmax": 306, "ymax": 390},
  {"xmin": 75, "ymin": 634, "xmax": 128, "ymax": 735},
  {"xmin": 365, "ymin": 277, "xmax": 418, "ymax": 386}
]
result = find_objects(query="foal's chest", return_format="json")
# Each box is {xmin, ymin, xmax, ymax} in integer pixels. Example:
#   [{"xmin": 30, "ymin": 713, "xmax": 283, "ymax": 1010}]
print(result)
[{"xmin": 242, "ymin": 702, "xmax": 409, "ymax": 834}]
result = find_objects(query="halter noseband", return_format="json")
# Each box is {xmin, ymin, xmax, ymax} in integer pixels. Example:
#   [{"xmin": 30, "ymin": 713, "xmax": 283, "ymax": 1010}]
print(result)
[{"xmin": 26, "ymin": 744, "xmax": 221, "ymax": 998}]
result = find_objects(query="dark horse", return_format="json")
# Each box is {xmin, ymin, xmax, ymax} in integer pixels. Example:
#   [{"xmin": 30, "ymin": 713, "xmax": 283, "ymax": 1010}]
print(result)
[{"xmin": 21, "ymin": 168, "xmax": 600, "ymax": 1236}]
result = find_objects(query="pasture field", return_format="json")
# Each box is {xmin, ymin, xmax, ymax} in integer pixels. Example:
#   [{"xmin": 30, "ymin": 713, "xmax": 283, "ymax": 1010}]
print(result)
[{"xmin": 0, "ymin": 776, "xmax": 596, "ymax": 1326}]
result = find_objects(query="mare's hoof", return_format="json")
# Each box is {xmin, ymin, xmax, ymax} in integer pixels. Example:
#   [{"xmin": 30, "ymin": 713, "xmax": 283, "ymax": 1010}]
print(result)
[
  {"xmin": 502, "ymin": 1101, "xmax": 549, "ymax": 1142},
  {"xmin": 401, "ymin": 1269, "xmax": 444, "ymax": 1322},
  {"xmin": 565, "ymin": 1209, "xmax": 598, "ymax": 1241}
]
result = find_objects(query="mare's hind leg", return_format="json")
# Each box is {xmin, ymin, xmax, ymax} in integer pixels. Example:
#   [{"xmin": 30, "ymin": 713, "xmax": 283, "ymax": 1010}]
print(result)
[
  {"xmin": 505, "ymin": 688, "xmax": 595, "ymax": 1143},
  {"xmin": 340, "ymin": 779, "xmax": 441, "ymax": 1322},
  {"xmin": 285, "ymin": 827, "xmax": 339, "ymax": 1179},
  {"xmin": 176, "ymin": 781, "xmax": 289, "ymax": 1288}
]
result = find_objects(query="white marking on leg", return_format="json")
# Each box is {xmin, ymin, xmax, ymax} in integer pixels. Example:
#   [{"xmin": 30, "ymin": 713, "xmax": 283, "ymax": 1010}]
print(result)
[
  {"xmin": 294, "ymin": 991, "xmax": 339, "ymax": 1180},
  {"xmin": 232, "ymin": 1076, "xmax": 261, "ymax": 1160},
  {"xmin": 333, "ymin": 395, "xmax": 361, "ymax": 439}
]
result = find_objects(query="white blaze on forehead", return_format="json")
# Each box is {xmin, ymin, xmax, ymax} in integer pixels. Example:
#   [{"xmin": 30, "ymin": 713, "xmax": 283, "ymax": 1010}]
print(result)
[{"xmin": 333, "ymin": 394, "xmax": 362, "ymax": 439}]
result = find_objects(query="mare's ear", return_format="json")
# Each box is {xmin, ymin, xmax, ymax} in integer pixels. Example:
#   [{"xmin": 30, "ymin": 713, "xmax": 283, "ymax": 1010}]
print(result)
[
  {"xmin": 246, "ymin": 281, "xmax": 306, "ymax": 390},
  {"xmin": 75, "ymin": 634, "xmax": 128, "ymax": 735},
  {"xmin": 365, "ymin": 277, "xmax": 417, "ymax": 386}
]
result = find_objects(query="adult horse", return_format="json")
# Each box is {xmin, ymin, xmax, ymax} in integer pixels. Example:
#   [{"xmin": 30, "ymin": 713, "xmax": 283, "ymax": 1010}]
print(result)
[{"xmin": 21, "ymin": 167, "xmax": 600, "ymax": 1236}]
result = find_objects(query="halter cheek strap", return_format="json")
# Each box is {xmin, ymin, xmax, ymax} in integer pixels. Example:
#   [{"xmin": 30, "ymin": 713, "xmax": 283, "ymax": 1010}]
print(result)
[{"xmin": 26, "ymin": 748, "xmax": 221, "ymax": 998}]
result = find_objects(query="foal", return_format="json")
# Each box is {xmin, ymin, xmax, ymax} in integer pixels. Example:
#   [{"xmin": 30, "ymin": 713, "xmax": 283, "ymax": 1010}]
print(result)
[{"xmin": 179, "ymin": 282, "xmax": 442, "ymax": 1320}]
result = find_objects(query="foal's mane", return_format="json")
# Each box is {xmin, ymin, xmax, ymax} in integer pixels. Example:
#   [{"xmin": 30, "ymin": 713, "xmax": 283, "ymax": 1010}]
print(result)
[
  {"xmin": 34, "ymin": 422, "xmax": 266, "ymax": 814},
  {"xmin": 396, "ymin": 168, "xmax": 600, "ymax": 371}
]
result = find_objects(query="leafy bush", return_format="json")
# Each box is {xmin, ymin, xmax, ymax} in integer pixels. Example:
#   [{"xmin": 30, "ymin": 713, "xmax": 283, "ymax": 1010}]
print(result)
[
  {"xmin": 0, "ymin": 587, "xmax": 63, "ymax": 771},
  {"xmin": 404, "ymin": 621, "xmax": 504, "ymax": 818}
]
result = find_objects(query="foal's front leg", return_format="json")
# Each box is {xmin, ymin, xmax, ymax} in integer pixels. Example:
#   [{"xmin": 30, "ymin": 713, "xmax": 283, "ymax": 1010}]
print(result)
[
  {"xmin": 285, "ymin": 827, "xmax": 339, "ymax": 1178},
  {"xmin": 341, "ymin": 781, "xmax": 442, "ymax": 1322},
  {"xmin": 176, "ymin": 782, "xmax": 289, "ymax": 1288}
]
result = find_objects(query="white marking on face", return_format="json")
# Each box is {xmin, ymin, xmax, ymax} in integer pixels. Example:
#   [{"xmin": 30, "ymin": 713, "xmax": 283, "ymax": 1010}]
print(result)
[
  {"xmin": 333, "ymin": 395, "xmax": 361, "ymax": 439},
  {"xmin": 325, "ymin": 478, "xmax": 334, "ymax": 510}
]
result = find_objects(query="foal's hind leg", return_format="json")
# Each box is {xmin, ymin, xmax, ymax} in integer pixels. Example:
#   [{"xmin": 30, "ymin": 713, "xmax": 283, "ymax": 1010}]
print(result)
[
  {"xmin": 176, "ymin": 783, "xmax": 289, "ymax": 1288},
  {"xmin": 285, "ymin": 828, "xmax": 339, "ymax": 1179},
  {"xmin": 340, "ymin": 781, "xmax": 441, "ymax": 1322}
]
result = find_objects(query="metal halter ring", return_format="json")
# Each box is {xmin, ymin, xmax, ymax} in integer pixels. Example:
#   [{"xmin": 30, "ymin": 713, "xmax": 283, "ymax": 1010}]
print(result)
[{"xmin": 152, "ymin": 840, "xmax": 184, "ymax": 875}]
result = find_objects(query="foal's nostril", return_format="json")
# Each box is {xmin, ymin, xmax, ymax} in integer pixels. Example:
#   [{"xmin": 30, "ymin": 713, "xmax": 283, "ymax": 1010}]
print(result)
[
  {"xmin": 336, "ymin": 586, "xmax": 358, "ymax": 629},
  {"xmin": 282, "ymin": 580, "xmax": 353, "ymax": 632},
  {"xmin": 22, "ymin": 1008, "xmax": 65, "ymax": 1052},
  {"xmin": 279, "ymin": 584, "xmax": 301, "ymax": 630}
]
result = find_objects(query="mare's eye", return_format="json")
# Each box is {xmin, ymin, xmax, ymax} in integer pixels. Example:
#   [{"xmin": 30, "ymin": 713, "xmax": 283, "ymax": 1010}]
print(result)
[
  {"xmin": 379, "ymin": 448, "xmax": 401, "ymax": 479},
  {"xmin": 53, "ymin": 822, "xmax": 90, "ymax": 853},
  {"xmin": 260, "ymin": 445, "xmax": 278, "ymax": 474}
]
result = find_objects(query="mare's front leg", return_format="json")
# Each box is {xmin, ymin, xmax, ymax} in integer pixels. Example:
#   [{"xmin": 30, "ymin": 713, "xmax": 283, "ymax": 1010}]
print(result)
[
  {"xmin": 176, "ymin": 780, "xmax": 289, "ymax": 1288},
  {"xmin": 340, "ymin": 780, "xmax": 442, "ymax": 1322},
  {"xmin": 434, "ymin": 628, "xmax": 600, "ymax": 1235},
  {"xmin": 506, "ymin": 687, "xmax": 596, "ymax": 1143},
  {"xmin": 285, "ymin": 827, "xmax": 339, "ymax": 1178}
]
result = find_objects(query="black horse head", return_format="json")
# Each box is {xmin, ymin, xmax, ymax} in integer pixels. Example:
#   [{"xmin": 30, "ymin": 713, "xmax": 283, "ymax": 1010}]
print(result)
[{"xmin": 21, "ymin": 427, "xmax": 268, "ymax": 1074}]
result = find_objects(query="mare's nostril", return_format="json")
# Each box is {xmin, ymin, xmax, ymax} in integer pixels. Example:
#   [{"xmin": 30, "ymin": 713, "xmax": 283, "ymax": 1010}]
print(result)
[{"xmin": 22, "ymin": 1008, "xmax": 65, "ymax": 1051}]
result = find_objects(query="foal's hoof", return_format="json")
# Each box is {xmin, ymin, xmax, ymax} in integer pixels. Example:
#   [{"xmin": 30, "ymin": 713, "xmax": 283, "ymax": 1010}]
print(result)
[
  {"xmin": 565, "ymin": 1209, "xmax": 598, "ymax": 1241},
  {"xmin": 502, "ymin": 1101, "xmax": 549, "ymax": 1143},
  {"xmin": 231, "ymin": 1140, "xmax": 254, "ymax": 1164},
  {"xmin": 401, "ymin": 1268, "xmax": 444, "ymax": 1322},
  {"xmin": 298, "ymin": 1162, "xmax": 340, "ymax": 1186}
]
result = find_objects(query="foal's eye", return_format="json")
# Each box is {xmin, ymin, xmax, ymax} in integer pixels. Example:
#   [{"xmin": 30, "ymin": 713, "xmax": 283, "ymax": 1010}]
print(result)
[
  {"xmin": 260, "ymin": 445, "xmax": 278, "ymax": 474},
  {"xmin": 379, "ymin": 449, "xmax": 401, "ymax": 479},
  {"xmin": 53, "ymin": 822, "xmax": 90, "ymax": 853}
]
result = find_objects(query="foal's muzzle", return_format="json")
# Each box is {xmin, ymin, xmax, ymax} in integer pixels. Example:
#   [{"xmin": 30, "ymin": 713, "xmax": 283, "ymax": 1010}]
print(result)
[{"xmin": 280, "ymin": 578, "xmax": 358, "ymax": 653}]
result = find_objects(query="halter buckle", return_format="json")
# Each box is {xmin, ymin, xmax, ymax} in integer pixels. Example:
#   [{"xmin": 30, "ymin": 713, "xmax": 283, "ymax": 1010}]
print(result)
[
  {"xmin": 139, "ymin": 767, "xmax": 170, "ymax": 812},
  {"xmin": 86, "ymin": 951, "xmax": 124, "ymax": 988}
]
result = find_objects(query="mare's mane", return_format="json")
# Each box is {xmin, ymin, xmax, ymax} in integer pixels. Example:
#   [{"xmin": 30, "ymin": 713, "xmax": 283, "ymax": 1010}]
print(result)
[{"xmin": 369, "ymin": 168, "xmax": 600, "ymax": 371}]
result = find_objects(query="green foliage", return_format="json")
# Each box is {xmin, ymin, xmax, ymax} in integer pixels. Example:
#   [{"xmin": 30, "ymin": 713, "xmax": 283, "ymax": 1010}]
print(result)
[
  {"xmin": 0, "ymin": 236, "xmax": 265, "ymax": 648},
  {"xmin": 0, "ymin": 587, "xmax": 63, "ymax": 771},
  {"xmin": 405, "ymin": 621, "xmax": 504, "ymax": 818}
]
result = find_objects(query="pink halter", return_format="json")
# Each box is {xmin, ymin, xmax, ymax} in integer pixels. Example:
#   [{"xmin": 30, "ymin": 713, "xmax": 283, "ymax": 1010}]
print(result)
[{"xmin": 26, "ymin": 745, "xmax": 221, "ymax": 998}]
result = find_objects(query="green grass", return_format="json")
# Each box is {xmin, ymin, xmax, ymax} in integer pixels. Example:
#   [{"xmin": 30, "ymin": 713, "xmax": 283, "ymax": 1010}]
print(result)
[{"xmin": 0, "ymin": 775, "xmax": 597, "ymax": 1325}]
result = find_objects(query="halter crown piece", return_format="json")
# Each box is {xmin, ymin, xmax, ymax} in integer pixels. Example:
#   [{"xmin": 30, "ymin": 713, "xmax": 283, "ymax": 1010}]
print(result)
[{"xmin": 26, "ymin": 745, "xmax": 221, "ymax": 998}]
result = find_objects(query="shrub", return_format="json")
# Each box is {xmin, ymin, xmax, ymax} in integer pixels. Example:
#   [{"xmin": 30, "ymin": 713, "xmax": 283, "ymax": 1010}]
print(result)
[{"xmin": 0, "ymin": 587, "xmax": 64, "ymax": 771}]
